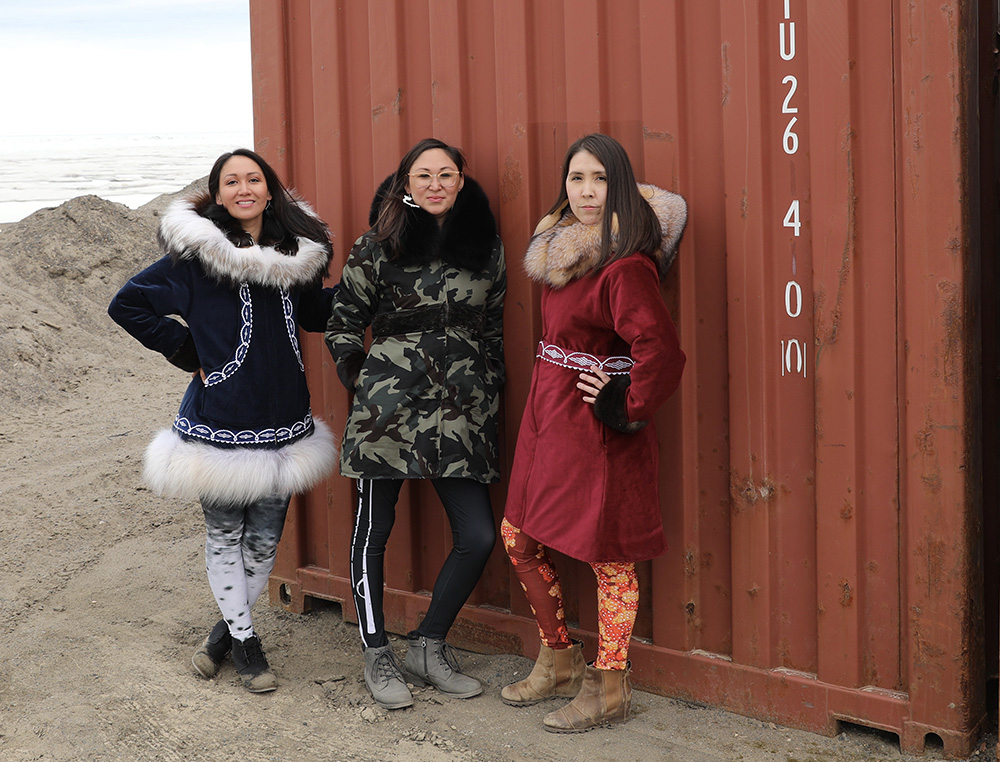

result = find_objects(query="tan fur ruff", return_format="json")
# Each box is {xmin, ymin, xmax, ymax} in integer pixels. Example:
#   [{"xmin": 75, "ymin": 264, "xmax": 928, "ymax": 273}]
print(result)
[
  {"xmin": 524, "ymin": 184, "xmax": 687, "ymax": 287},
  {"xmin": 143, "ymin": 419, "xmax": 337, "ymax": 504}
]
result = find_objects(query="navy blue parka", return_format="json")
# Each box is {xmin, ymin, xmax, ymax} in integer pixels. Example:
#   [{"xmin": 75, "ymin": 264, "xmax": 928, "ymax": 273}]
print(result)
[{"xmin": 108, "ymin": 197, "xmax": 337, "ymax": 505}]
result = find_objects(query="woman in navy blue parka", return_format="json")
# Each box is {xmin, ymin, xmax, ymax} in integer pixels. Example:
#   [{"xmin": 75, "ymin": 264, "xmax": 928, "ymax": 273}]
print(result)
[{"xmin": 108, "ymin": 148, "xmax": 337, "ymax": 692}]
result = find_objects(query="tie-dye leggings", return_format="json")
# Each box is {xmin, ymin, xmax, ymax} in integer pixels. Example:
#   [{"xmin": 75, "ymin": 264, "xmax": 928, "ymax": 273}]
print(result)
[
  {"xmin": 501, "ymin": 518, "xmax": 638, "ymax": 670},
  {"xmin": 200, "ymin": 494, "xmax": 291, "ymax": 641}
]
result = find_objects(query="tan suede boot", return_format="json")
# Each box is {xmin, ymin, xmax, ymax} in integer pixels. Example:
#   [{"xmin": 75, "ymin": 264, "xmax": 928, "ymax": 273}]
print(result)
[
  {"xmin": 542, "ymin": 662, "xmax": 632, "ymax": 732},
  {"xmin": 501, "ymin": 640, "xmax": 585, "ymax": 706}
]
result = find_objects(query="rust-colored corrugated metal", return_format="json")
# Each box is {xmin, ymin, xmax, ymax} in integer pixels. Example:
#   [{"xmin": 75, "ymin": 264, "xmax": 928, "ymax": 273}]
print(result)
[{"xmin": 249, "ymin": 1, "xmax": 996, "ymax": 756}]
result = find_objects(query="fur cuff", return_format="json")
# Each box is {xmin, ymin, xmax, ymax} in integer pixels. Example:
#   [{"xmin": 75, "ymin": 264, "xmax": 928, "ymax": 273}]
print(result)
[
  {"xmin": 143, "ymin": 418, "xmax": 337, "ymax": 504},
  {"xmin": 167, "ymin": 331, "xmax": 200, "ymax": 373},
  {"xmin": 593, "ymin": 376, "xmax": 648, "ymax": 433}
]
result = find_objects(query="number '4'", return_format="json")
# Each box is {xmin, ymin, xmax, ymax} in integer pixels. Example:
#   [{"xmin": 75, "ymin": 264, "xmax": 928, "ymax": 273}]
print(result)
[{"xmin": 783, "ymin": 200, "xmax": 801, "ymax": 236}]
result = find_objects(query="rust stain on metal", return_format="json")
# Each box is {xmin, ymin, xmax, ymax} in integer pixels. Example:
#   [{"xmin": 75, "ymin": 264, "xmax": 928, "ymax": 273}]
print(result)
[
  {"xmin": 500, "ymin": 153, "xmax": 522, "ymax": 203},
  {"xmin": 739, "ymin": 187, "xmax": 748, "ymax": 219},
  {"xmin": 840, "ymin": 579, "xmax": 854, "ymax": 606},
  {"xmin": 917, "ymin": 536, "xmax": 947, "ymax": 597},
  {"xmin": 392, "ymin": 88, "xmax": 403, "ymax": 115},
  {"xmin": 840, "ymin": 500, "xmax": 854, "ymax": 521},
  {"xmin": 819, "ymin": 137, "xmax": 856, "ymax": 349},
  {"xmin": 448, "ymin": 617, "xmax": 523, "ymax": 655},
  {"xmin": 730, "ymin": 472, "xmax": 776, "ymax": 510},
  {"xmin": 721, "ymin": 42, "xmax": 731, "ymax": 106},
  {"xmin": 643, "ymin": 125, "xmax": 675, "ymax": 142},
  {"xmin": 912, "ymin": 620, "xmax": 947, "ymax": 666},
  {"xmin": 915, "ymin": 416, "xmax": 937, "ymax": 458},
  {"xmin": 937, "ymin": 279, "xmax": 962, "ymax": 387},
  {"xmin": 371, "ymin": 103, "xmax": 386, "ymax": 122},
  {"xmin": 513, "ymin": 122, "xmax": 526, "ymax": 139},
  {"xmin": 684, "ymin": 546, "xmax": 697, "ymax": 577}
]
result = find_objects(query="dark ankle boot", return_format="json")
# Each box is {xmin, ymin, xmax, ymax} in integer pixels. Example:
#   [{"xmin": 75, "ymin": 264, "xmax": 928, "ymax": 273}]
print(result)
[
  {"xmin": 231, "ymin": 635, "xmax": 278, "ymax": 693},
  {"xmin": 191, "ymin": 619, "xmax": 231, "ymax": 678}
]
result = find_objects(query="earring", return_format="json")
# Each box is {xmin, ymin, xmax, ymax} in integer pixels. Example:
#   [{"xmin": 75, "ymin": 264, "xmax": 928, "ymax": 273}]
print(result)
[
  {"xmin": 402, "ymin": 194, "xmax": 419, "ymax": 209},
  {"xmin": 265, "ymin": 199, "xmax": 272, "ymax": 211}
]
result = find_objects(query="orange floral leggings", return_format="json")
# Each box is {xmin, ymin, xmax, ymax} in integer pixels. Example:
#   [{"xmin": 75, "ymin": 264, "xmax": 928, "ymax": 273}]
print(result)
[{"xmin": 501, "ymin": 518, "xmax": 638, "ymax": 670}]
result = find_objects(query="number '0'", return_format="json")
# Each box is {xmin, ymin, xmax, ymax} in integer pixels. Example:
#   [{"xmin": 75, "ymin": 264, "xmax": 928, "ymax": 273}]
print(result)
[{"xmin": 785, "ymin": 280, "xmax": 802, "ymax": 318}]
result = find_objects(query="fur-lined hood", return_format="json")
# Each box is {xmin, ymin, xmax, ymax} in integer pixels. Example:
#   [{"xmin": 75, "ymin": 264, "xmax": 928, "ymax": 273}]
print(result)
[
  {"xmin": 368, "ymin": 174, "xmax": 498, "ymax": 271},
  {"xmin": 524, "ymin": 184, "xmax": 686, "ymax": 288},
  {"xmin": 157, "ymin": 197, "xmax": 331, "ymax": 290}
]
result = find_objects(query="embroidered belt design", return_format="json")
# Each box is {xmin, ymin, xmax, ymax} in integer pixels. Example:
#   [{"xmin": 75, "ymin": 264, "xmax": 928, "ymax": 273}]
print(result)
[
  {"xmin": 536, "ymin": 341, "xmax": 634, "ymax": 375},
  {"xmin": 174, "ymin": 410, "xmax": 314, "ymax": 445}
]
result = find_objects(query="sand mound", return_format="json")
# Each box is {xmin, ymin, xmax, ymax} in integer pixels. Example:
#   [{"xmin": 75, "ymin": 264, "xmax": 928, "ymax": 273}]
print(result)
[{"xmin": 0, "ymin": 180, "xmax": 205, "ymax": 412}]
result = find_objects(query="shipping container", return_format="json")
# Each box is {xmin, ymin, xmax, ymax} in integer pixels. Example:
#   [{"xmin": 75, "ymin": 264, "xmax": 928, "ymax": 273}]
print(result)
[{"xmin": 249, "ymin": 0, "xmax": 1000, "ymax": 757}]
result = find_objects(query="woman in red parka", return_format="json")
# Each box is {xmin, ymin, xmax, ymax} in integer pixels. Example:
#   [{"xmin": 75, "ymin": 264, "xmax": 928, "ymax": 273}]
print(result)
[{"xmin": 501, "ymin": 133, "xmax": 687, "ymax": 732}]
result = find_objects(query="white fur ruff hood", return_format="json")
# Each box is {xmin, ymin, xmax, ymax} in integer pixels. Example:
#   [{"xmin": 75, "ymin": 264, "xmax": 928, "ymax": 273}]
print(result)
[
  {"xmin": 158, "ymin": 199, "xmax": 330, "ymax": 290},
  {"xmin": 524, "ymin": 184, "xmax": 687, "ymax": 288},
  {"xmin": 143, "ymin": 419, "xmax": 337, "ymax": 505}
]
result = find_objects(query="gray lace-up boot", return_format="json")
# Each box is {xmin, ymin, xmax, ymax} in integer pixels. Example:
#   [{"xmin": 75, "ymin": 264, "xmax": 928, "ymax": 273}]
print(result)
[
  {"xmin": 404, "ymin": 632, "xmax": 482, "ymax": 698},
  {"xmin": 364, "ymin": 644, "xmax": 414, "ymax": 709}
]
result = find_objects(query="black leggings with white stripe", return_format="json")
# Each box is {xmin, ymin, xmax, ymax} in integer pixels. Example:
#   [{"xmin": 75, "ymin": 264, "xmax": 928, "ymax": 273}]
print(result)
[{"xmin": 351, "ymin": 478, "xmax": 496, "ymax": 649}]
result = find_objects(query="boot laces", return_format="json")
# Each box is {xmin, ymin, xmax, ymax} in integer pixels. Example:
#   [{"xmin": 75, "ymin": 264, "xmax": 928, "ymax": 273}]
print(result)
[
  {"xmin": 436, "ymin": 641, "xmax": 463, "ymax": 674},
  {"xmin": 373, "ymin": 649, "xmax": 405, "ymax": 687},
  {"xmin": 244, "ymin": 638, "xmax": 264, "ymax": 663}
]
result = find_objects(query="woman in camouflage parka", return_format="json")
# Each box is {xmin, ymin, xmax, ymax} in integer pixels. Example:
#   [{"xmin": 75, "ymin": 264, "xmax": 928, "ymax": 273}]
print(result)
[{"xmin": 325, "ymin": 138, "xmax": 505, "ymax": 710}]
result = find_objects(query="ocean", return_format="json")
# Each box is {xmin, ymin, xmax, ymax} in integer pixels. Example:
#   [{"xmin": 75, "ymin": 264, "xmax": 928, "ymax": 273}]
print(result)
[{"xmin": 0, "ymin": 132, "xmax": 255, "ymax": 224}]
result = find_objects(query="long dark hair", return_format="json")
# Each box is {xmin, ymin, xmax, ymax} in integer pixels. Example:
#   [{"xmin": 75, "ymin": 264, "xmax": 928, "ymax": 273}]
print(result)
[
  {"xmin": 201, "ymin": 148, "xmax": 332, "ymax": 257},
  {"xmin": 371, "ymin": 138, "xmax": 466, "ymax": 258},
  {"xmin": 544, "ymin": 133, "xmax": 661, "ymax": 270}
]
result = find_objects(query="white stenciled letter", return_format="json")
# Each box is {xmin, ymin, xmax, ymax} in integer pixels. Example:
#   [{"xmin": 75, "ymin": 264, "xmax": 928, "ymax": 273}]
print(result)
[{"xmin": 780, "ymin": 22, "xmax": 796, "ymax": 61}]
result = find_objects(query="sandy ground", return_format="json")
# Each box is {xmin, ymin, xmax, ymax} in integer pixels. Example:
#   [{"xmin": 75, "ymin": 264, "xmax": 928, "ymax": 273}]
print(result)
[{"xmin": 0, "ymin": 192, "xmax": 996, "ymax": 761}]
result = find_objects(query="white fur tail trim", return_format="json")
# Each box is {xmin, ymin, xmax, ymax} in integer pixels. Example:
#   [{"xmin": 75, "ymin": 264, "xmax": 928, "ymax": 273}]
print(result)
[{"xmin": 143, "ymin": 419, "xmax": 337, "ymax": 504}]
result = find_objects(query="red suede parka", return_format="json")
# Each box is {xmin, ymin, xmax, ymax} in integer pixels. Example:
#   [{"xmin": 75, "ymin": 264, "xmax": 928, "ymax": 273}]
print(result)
[{"xmin": 504, "ymin": 184, "xmax": 687, "ymax": 563}]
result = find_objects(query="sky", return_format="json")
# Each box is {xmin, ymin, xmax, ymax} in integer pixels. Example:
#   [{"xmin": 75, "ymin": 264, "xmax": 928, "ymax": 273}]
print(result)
[{"xmin": 0, "ymin": 0, "xmax": 253, "ymax": 137}]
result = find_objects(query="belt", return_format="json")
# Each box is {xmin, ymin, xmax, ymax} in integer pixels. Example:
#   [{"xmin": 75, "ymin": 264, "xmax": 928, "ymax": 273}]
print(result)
[
  {"xmin": 371, "ymin": 303, "xmax": 485, "ymax": 338},
  {"xmin": 536, "ymin": 340, "xmax": 634, "ymax": 374}
]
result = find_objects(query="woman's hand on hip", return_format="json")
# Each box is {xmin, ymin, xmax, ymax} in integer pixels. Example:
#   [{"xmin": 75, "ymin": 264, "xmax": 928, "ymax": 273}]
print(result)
[{"xmin": 577, "ymin": 367, "xmax": 610, "ymax": 405}]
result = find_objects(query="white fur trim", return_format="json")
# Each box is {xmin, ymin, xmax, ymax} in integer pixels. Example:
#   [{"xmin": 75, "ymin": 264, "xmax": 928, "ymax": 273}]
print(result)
[
  {"xmin": 143, "ymin": 418, "xmax": 337, "ymax": 505},
  {"xmin": 159, "ymin": 199, "xmax": 329, "ymax": 289}
]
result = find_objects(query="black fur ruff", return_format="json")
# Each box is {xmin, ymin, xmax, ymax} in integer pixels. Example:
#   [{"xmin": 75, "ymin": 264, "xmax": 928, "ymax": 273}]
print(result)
[{"xmin": 368, "ymin": 174, "xmax": 498, "ymax": 272}]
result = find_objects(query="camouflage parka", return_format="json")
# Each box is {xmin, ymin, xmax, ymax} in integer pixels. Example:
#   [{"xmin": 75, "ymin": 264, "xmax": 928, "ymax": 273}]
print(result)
[{"xmin": 325, "ymin": 176, "xmax": 506, "ymax": 483}]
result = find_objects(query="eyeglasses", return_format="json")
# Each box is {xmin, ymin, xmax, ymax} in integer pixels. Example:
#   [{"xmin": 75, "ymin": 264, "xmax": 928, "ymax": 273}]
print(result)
[{"xmin": 408, "ymin": 171, "xmax": 461, "ymax": 189}]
